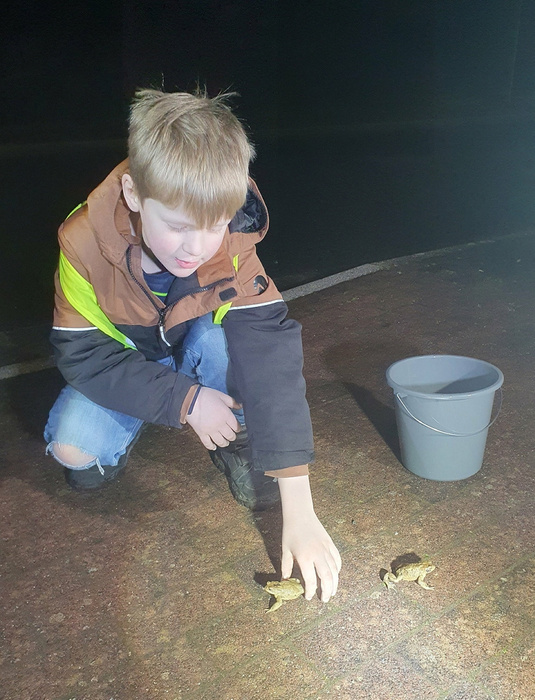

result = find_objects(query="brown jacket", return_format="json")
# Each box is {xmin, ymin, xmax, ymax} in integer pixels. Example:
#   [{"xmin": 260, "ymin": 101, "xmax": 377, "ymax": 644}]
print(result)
[{"xmin": 51, "ymin": 160, "xmax": 314, "ymax": 471}]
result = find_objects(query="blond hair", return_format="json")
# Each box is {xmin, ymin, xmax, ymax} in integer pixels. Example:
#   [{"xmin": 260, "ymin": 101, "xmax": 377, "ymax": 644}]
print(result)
[{"xmin": 127, "ymin": 88, "xmax": 255, "ymax": 228}]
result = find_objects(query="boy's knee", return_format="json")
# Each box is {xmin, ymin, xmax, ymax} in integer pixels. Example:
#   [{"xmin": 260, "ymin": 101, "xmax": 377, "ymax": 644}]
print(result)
[{"xmin": 49, "ymin": 443, "xmax": 97, "ymax": 468}]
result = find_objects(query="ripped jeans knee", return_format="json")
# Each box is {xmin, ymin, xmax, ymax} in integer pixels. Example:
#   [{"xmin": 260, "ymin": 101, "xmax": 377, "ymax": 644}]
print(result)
[
  {"xmin": 43, "ymin": 385, "xmax": 145, "ymax": 470},
  {"xmin": 46, "ymin": 441, "xmax": 104, "ymax": 474}
]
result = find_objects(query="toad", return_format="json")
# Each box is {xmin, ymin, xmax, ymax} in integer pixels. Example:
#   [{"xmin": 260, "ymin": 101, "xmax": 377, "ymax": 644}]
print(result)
[
  {"xmin": 264, "ymin": 578, "xmax": 304, "ymax": 612},
  {"xmin": 383, "ymin": 560, "xmax": 436, "ymax": 590}
]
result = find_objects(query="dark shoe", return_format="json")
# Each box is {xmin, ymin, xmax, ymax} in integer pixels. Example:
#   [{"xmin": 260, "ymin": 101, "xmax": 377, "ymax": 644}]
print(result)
[
  {"xmin": 64, "ymin": 460, "xmax": 126, "ymax": 491},
  {"xmin": 64, "ymin": 423, "xmax": 146, "ymax": 492},
  {"xmin": 209, "ymin": 428, "xmax": 280, "ymax": 510}
]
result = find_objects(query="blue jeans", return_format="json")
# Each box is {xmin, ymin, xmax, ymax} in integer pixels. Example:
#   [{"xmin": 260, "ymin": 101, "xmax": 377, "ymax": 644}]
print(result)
[{"xmin": 44, "ymin": 314, "xmax": 244, "ymax": 471}]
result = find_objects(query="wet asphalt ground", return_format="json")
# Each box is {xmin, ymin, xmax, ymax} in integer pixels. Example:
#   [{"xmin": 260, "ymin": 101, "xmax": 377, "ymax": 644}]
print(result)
[{"xmin": 1, "ymin": 231, "xmax": 535, "ymax": 698}]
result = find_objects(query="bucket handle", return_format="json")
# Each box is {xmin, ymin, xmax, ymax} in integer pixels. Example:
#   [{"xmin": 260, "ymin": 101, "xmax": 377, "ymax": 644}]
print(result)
[{"xmin": 395, "ymin": 388, "xmax": 503, "ymax": 437}]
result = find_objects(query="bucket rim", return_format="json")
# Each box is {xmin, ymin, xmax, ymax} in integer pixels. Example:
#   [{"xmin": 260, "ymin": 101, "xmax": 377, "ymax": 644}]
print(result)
[{"xmin": 386, "ymin": 354, "xmax": 504, "ymax": 400}]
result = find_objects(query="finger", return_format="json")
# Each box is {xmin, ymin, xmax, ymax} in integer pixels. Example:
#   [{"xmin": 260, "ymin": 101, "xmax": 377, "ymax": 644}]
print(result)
[
  {"xmin": 316, "ymin": 544, "xmax": 342, "ymax": 602},
  {"xmin": 330, "ymin": 559, "xmax": 340, "ymax": 597},
  {"xmin": 331, "ymin": 542, "xmax": 342, "ymax": 572},
  {"xmin": 201, "ymin": 434, "xmax": 217, "ymax": 450},
  {"xmin": 281, "ymin": 547, "xmax": 294, "ymax": 580},
  {"xmin": 226, "ymin": 415, "xmax": 241, "ymax": 433},
  {"xmin": 327, "ymin": 558, "xmax": 339, "ymax": 599},
  {"xmin": 220, "ymin": 392, "xmax": 241, "ymax": 410},
  {"xmin": 220, "ymin": 425, "xmax": 238, "ymax": 442},
  {"xmin": 316, "ymin": 560, "xmax": 335, "ymax": 602},
  {"xmin": 212, "ymin": 433, "xmax": 230, "ymax": 448},
  {"xmin": 300, "ymin": 563, "xmax": 318, "ymax": 601},
  {"xmin": 326, "ymin": 543, "xmax": 342, "ymax": 598}
]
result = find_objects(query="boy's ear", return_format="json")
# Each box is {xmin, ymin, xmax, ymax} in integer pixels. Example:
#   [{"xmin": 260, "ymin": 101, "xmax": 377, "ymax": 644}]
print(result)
[{"xmin": 122, "ymin": 173, "xmax": 141, "ymax": 212}]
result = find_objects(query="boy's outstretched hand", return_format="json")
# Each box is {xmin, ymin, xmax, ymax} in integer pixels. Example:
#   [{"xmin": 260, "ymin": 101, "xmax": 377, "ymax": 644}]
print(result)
[{"xmin": 278, "ymin": 475, "xmax": 342, "ymax": 603}]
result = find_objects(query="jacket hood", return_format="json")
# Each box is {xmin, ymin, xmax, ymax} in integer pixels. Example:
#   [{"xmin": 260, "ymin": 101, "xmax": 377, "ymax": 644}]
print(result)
[
  {"xmin": 85, "ymin": 159, "xmax": 269, "ymax": 268},
  {"xmin": 86, "ymin": 160, "xmax": 141, "ymax": 265}
]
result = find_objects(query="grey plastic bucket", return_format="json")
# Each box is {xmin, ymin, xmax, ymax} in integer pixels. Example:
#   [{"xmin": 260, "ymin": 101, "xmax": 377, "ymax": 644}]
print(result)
[{"xmin": 386, "ymin": 355, "xmax": 503, "ymax": 481}]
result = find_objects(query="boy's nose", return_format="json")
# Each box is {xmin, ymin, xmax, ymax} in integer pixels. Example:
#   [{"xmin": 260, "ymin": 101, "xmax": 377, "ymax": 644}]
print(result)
[{"xmin": 183, "ymin": 231, "xmax": 204, "ymax": 256}]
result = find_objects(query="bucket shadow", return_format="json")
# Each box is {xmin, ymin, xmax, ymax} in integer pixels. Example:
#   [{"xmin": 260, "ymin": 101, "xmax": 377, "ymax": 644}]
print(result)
[
  {"xmin": 343, "ymin": 382, "xmax": 401, "ymax": 462},
  {"xmin": 323, "ymin": 340, "xmax": 422, "ymax": 464}
]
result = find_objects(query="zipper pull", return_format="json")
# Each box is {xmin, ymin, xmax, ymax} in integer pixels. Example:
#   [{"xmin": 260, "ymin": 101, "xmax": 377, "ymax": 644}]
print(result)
[{"xmin": 158, "ymin": 310, "xmax": 172, "ymax": 347}]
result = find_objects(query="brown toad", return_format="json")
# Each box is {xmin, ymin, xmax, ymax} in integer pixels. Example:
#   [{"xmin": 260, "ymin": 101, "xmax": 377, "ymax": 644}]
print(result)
[
  {"xmin": 383, "ymin": 560, "xmax": 436, "ymax": 590},
  {"xmin": 264, "ymin": 578, "xmax": 304, "ymax": 612}
]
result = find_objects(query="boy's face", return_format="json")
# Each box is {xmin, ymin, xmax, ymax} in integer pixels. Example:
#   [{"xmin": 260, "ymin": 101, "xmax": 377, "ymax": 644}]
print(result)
[{"xmin": 122, "ymin": 174, "xmax": 229, "ymax": 278}]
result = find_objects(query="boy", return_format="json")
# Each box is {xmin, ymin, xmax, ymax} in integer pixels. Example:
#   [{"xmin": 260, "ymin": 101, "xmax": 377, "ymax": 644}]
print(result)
[{"xmin": 44, "ymin": 89, "xmax": 341, "ymax": 603}]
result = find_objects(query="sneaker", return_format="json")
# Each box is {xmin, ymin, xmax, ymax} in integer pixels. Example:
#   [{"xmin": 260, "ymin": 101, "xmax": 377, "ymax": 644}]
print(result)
[
  {"xmin": 64, "ymin": 423, "xmax": 146, "ymax": 492},
  {"xmin": 64, "ymin": 459, "xmax": 126, "ymax": 491},
  {"xmin": 209, "ymin": 428, "xmax": 280, "ymax": 510}
]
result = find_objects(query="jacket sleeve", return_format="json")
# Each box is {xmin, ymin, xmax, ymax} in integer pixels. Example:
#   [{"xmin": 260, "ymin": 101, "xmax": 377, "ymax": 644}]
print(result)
[
  {"xmin": 221, "ymin": 239, "xmax": 314, "ymax": 470},
  {"xmin": 223, "ymin": 299, "xmax": 314, "ymax": 471},
  {"xmin": 50, "ymin": 326, "xmax": 196, "ymax": 427}
]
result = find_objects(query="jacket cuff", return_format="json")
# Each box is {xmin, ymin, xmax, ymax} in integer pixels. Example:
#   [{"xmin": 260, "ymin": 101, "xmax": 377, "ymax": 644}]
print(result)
[
  {"xmin": 252, "ymin": 449, "xmax": 314, "ymax": 472},
  {"xmin": 180, "ymin": 384, "xmax": 201, "ymax": 424},
  {"xmin": 264, "ymin": 464, "xmax": 309, "ymax": 478}
]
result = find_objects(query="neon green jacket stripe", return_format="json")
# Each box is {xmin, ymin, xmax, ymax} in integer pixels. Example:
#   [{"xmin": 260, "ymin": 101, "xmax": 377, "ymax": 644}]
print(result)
[
  {"xmin": 58, "ymin": 251, "xmax": 137, "ymax": 350},
  {"xmin": 59, "ymin": 250, "xmax": 240, "ymax": 345}
]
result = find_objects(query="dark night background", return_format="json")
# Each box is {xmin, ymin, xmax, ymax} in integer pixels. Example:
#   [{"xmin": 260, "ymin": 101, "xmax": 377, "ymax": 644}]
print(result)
[{"xmin": 1, "ymin": 0, "xmax": 535, "ymax": 331}]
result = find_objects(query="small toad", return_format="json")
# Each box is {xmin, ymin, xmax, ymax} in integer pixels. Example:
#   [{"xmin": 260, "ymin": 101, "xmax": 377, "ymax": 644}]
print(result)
[
  {"xmin": 264, "ymin": 578, "xmax": 304, "ymax": 612},
  {"xmin": 383, "ymin": 560, "xmax": 436, "ymax": 590}
]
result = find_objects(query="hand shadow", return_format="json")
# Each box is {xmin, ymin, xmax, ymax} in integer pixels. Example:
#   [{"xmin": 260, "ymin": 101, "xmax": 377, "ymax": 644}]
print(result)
[
  {"xmin": 251, "ymin": 503, "xmax": 284, "ymax": 586},
  {"xmin": 250, "ymin": 502, "xmax": 309, "ymax": 594}
]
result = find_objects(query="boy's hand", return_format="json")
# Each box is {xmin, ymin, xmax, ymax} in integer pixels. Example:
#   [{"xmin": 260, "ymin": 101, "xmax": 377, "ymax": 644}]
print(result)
[
  {"xmin": 278, "ymin": 475, "xmax": 342, "ymax": 603},
  {"xmin": 185, "ymin": 386, "xmax": 241, "ymax": 450}
]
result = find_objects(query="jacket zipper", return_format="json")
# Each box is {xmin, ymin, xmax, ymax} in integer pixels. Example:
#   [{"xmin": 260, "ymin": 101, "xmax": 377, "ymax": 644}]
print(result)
[{"xmin": 125, "ymin": 246, "xmax": 234, "ymax": 347}]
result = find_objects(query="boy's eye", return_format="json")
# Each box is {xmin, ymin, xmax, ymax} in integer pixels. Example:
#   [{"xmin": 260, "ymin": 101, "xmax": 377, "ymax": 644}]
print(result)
[
  {"xmin": 210, "ymin": 223, "xmax": 229, "ymax": 233},
  {"xmin": 166, "ymin": 222, "xmax": 227, "ymax": 233}
]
